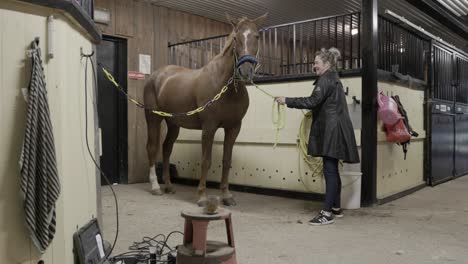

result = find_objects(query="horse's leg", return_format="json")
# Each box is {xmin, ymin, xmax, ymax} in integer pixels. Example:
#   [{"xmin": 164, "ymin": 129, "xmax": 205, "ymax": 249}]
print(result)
[
  {"xmin": 146, "ymin": 110, "xmax": 163, "ymax": 195},
  {"xmin": 162, "ymin": 123, "xmax": 180, "ymax": 194},
  {"xmin": 220, "ymin": 123, "xmax": 241, "ymax": 206},
  {"xmin": 198, "ymin": 126, "xmax": 217, "ymax": 206}
]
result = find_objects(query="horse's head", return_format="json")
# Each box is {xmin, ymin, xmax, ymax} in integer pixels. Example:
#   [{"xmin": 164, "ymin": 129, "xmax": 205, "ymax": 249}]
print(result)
[{"xmin": 227, "ymin": 13, "xmax": 268, "ymax": 82}]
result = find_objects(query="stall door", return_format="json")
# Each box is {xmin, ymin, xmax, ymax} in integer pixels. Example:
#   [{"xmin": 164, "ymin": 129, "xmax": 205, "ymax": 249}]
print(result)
[
  {"xmin": 430, "ymin": 101, "xmax": 455, "ymax": 185},
  {"xmin": 96, "ymin": 36, "xmax": 128, "ymax": 185},
  {"xmin": 455, "ymin": 104, "xmax": 468, "ymax": 177}
]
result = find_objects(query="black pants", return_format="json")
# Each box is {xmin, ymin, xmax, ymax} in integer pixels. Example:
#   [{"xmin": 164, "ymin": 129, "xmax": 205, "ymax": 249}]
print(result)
[{"xmin": 323, "ymin": 156, "xmax": 341, "ymax": 211}]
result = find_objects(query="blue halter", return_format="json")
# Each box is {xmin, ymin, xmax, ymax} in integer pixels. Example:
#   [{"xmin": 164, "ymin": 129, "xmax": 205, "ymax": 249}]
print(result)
[{"xmin": 236, "ymin": 55, "xmax": 259, "ymax": 68}]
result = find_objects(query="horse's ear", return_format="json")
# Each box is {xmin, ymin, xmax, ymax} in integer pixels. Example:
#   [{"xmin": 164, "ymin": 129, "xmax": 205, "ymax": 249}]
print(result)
[
  {"xmin": 225, "ymin": 13, "xmax": 237, "ymax": 29},
  {"xmin": 253, "ymin": 12, "xmax": 268, "ymax": 27}
]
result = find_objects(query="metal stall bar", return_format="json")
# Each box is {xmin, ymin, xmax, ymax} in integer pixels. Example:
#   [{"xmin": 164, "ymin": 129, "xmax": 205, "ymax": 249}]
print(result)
[{"xmin": 361, "ymin": 0, "xmax": 379, "ymax": 206}]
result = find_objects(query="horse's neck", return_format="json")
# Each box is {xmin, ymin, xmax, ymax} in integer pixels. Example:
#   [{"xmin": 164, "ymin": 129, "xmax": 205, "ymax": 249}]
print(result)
[
  {"xmin": 204, "ymin": 49, "xmax": 235, "ymax": 88},
  {"xmin": 200, "ymin": 32, "xmax": 235, "ymax": 84}
]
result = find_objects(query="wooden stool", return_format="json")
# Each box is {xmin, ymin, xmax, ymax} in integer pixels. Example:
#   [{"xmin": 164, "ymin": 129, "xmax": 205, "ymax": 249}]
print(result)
[{"xmin": 177, "ymin": 208, "xmax": 237, "ymax": 264}]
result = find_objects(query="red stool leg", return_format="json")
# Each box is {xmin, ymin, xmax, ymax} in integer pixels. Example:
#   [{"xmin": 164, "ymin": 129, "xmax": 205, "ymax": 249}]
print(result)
[
  {"xmin": 183, "ymin": 218, "xmax": 193, "ymax": 245},
  {"xmin": 191, "ymin": 220, "xmax": 209, "ymax": 255},
  {"xmin": 225, "ymin": 216, "xmax": 235, "ymax": 248}
]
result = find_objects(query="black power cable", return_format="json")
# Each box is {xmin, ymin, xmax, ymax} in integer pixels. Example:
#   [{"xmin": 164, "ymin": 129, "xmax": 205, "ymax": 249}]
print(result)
[
  {"xmin": 81, "ymin": 52, "xmax": 183, "ymax": 264},
  {"xmin": 82, "ymin": 53, "xmax": 119, "ymax": 261},
  {"xmin": 111, "ymin": 231, "xmax": 183, "ymax": 263}
]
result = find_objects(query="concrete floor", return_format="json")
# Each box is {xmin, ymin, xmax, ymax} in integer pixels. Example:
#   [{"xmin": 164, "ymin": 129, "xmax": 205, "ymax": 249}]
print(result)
[{"xmin": 102, "ymin": 176, "xmax": 468, "ymax": 264}]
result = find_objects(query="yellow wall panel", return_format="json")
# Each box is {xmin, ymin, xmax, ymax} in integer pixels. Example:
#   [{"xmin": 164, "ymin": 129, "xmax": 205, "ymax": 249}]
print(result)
[
  {"xmin": 171, "ymin": 78, "xmax": 425, "ymax": 200},
  {"xmin": 376, "ymin": 82, "xmax": 426, "ymax": 199},
  {"xmin": 0, "ymin": 1, "xmax": 98, "ymax": 263},
  {"xmin": 172, "ymin": 77, "xmax": 362, "ymax": 194}
]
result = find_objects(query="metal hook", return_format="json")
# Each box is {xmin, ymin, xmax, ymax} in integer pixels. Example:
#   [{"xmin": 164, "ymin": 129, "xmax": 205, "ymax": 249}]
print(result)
[
  {"xmin": 80, "ymin": 47, "xmax": 95, "ymax": 58},
  {"xmin": 352, "ymin": 96, "xmax": 361, "ymax": 105},
  {"xmin": 80, "ymin": 47, "xmax": 95, "ymax": 62},
  {"xmin": 26, "ymin": 37, "xmax": 40, "ymax": 57}
]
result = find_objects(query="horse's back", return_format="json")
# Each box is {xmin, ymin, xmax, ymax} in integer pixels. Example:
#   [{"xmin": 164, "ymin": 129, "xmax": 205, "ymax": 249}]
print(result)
[
  {"xmin": 145, "ymin": 65, "xmax": 189, "ymax": 93},
  {"xmin": 144, "ymin": 65, "xmax": 197, "ymax": 105},
  {"xmin": 144, "ymin": 65, "xmax": 205, "ymax": 129}
]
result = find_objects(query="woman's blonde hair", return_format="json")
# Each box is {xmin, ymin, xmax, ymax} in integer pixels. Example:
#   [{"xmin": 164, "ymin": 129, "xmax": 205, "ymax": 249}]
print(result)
[{"xmin": 315, "ymin": 47, "xmax": 341, "ymax": 70}]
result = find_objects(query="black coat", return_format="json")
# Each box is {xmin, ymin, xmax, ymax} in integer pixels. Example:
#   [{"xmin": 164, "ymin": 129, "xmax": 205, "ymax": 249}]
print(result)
[{"xmin": 285, "ymin": 71, "xmax": 360, "ymax": 163}]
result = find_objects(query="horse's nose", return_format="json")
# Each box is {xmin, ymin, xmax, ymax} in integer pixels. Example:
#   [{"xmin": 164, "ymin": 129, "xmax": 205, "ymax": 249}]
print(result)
[
  {"xmin": 248, "ymin": 65, "xmax": 254, "ymax": 79},
  {"xmin": 239, "ymin": 63, "xmax": 254, "ymax": 80}
]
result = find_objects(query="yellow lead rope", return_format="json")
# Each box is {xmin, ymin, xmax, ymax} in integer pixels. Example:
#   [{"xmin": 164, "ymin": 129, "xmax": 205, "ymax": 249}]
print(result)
[
  {"xmin": 102, "ymin": 63, "xmax": 286, "ymax": 148},
  {"xmin": 250, "ymin": 83, "xmax": 286, "ymax": 148},
  {"xmin": 101, "ymin": 66, "xmax": 230, "ymax": 117}
]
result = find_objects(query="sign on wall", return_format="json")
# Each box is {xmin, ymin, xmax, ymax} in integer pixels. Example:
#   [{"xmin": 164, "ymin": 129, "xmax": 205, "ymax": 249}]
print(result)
[
  {"xmin": 128, "ymin": 71, "xmax": 145, "ymax": 79},
  {"xmin": 139, "ymin": 54, "xmax": 151, "ymax": 75}
]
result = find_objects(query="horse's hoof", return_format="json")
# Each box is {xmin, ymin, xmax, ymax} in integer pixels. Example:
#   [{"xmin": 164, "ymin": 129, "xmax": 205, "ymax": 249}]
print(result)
[
  {"xmin": 222, "ymin": 197, "xmax": 237, "ymax": 206},
  {"xmin": 164, "ymin": 186, "xmax": 176, "ymax": 194},
  {"xmin": 151, "ymin": 188, "xmax": 163, "ymax": 196},
  {"xmin": 197, "ymin": 198, "xmax": 207, "ymax": 207}
]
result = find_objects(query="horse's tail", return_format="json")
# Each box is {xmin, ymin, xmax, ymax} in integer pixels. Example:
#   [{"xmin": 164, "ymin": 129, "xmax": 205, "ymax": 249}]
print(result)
[
  {"xmin": 144, "ymin": 70, "xmax": 165, "ymax": 170},
  {"xmin": 143, "ymin": 70, "xmax": 162, "ymax": 121}
]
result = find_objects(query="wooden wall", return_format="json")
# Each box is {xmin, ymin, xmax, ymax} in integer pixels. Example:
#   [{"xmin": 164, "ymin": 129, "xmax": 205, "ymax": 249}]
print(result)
[{"xmin": 94, "ymin": 0, "xmax": 231, "ymax": 183}]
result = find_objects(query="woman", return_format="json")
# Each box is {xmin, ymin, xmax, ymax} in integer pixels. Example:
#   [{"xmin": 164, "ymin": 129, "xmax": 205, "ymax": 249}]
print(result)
[{"xmin": 275, "ymin": 47, "xmax": 359, "ymax": 226}]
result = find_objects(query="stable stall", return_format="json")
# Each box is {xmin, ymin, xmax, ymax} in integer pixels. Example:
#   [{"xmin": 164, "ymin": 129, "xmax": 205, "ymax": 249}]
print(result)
[
  {"xmin": 93, "ymin": 0, "xmax": 468, "ymax": 206},
  {"xmin": 2, "ymin": 0, "xmax": 468, "ymax": 263}
]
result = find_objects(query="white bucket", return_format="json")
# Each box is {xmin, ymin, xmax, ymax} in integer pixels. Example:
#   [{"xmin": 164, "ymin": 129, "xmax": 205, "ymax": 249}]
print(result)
[{"xmin": 340, "ymin": 171, "xmax": 362, "ymax": 209}]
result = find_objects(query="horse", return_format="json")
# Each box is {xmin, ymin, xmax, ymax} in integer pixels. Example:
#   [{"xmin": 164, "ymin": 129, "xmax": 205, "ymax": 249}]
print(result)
[{"xmin": 143, "ymin": 13, "xmax": 268, "ymax": 206}]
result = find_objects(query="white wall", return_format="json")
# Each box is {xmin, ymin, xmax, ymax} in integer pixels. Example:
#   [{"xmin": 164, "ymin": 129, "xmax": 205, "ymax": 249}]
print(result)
[
  {"xmin": 0, "ymin": 1, "xmax": 98, "ymax": 263},
  {"xmin": 170, "ymin": 77, "xmax": 426, "ymax": 201},
  {"xmin": 376, "ymin": 83, "xmax": 426, "ymax": 199},
  {"xmin": 172, "ymin": 77, "xmax": 362, "ymax": 194}
]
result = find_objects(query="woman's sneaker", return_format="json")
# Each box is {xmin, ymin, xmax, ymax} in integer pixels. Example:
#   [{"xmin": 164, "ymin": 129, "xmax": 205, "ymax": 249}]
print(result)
[
  {"xmin": 309, "ymin": 210, "xmax": 334, "ymax": 226},
  {"xmin": 331, "ymin": 208, "xmax": 344, "ymax": 218}
]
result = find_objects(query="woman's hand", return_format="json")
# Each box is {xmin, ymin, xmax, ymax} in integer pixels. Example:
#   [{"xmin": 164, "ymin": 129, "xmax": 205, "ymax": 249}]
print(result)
[{"xmin": 275, "ymin": 96, "xmax": 286, "ymax": 105}]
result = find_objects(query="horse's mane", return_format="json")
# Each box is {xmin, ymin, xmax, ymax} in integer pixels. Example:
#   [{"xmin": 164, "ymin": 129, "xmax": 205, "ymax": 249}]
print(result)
[{"xmin": 221, "ymin": 31, "xmax": 236, "ymax": 56}]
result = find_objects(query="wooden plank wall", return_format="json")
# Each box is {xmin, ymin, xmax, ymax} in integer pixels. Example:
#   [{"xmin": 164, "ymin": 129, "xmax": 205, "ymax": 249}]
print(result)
[{"xmin": 94, "ymin": 0, "xmax": 231, "ymax": 183}]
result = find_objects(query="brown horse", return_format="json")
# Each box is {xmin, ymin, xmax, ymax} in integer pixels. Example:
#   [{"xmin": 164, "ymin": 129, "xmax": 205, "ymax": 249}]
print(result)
[{"xmin": 144, "ymin": 14, "xmax": 268, "ymax": 206}]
